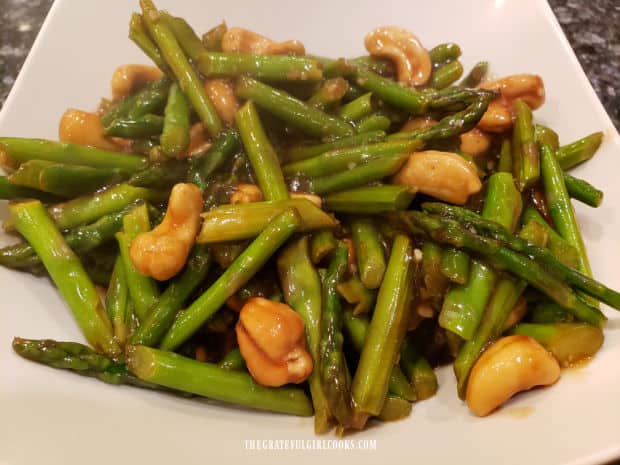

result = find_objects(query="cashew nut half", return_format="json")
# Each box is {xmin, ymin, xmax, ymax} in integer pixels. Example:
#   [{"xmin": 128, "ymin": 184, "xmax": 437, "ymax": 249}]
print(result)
[
  {"xmin": 236, "ymin": 297, "xmax": 313, "ymax": 387},
  {"xmin": 230, "ymin": 183, "xmax": 263, "ymax": 204},
  {"xmin": 130, "ymin": 183, "xmax": 203, "ymax": 281},
  {"xmin": 221, "ymin": 27, "xmax": 305, "ymax": 55},
  {"xmin": 111, "ymin": 64, "xmax": 163, "ymax": 100},
  {"xmin": 466, "ymin": 335, "xmax": 561, "ymax": 417},
  {"xmin": 204, "ymin": 79, "xmax": 239, "ymax": 126},
  {"xmin": 459, "ymin": 128, "xmax": 492, "ymax": 157},
  {"xmin": 59, "ymin": 109, "xmax": 120, "ymax": 151},
  {"xmin": 365, "ymin": 26, "xmax": 431, "ymax": 86},
  {"xmin": 478, "ymin": 74, "xmax": 545, "ymax": 133},
  {"xmin": 392, "ymin": 150, "xmax": 482, "ymax": 205}
]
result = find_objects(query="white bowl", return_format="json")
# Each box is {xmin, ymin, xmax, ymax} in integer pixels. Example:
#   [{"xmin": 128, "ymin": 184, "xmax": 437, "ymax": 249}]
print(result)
[{"xmin": 0, "ymin": 1, "xmax": 619, "ymax": 464}]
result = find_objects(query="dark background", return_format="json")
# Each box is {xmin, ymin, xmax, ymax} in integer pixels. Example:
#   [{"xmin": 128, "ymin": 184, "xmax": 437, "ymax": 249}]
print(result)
[{"xmin": 0, "ymin": 0, "xmax": 618, "ymax": 128}]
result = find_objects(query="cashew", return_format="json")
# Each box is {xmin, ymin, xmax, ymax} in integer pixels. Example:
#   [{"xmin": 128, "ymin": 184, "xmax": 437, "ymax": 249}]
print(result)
[
  {"xmin": 236, "ymin": 297, "xmax": 313, "ymax": 387},
  {"xmin": 183, "ymin": 123, "xmax": 212, "ymax": 157},
  {"xmin": 111, "ymin": 64, "xmax": 163, "ymax": 100},
  {"xmin": 230, "ymin": 183, "xmax": 263, "ymax": 204},
  {"xmin": 204, "ymin": 79, "xmax": 239, "ymax": 126},
  {"xmin": 365, "ymin": 26, "xmax": 431, "ymax": 86},
  {"xmin": 478, "ymin": 74, "xmax": 545, "ymax": 133},
  {"xmin": 290, "ymin": 192, "xmax": 322, "ymax": 208},
  {"xmin": 59, "ymin": 109, "xmax": 120, "ymax": 151},
  {"xmin": 130, "ymin": 183, "xmax": 203, "ymax": 281},
  {"xmin": 392, "ymin": 150, "xmax": 482, "ymax": 205},
  {"xmin": 459, "ymin": 128, "xmax": 492, "ymax": 157},
  {"xmin": 221, "ymin": 27, "xmax": 305, "ymax": 55},
  {"xmin": 400, "ymin": 116, "xmax": 436, "ymax": 133},
  {"xmin": 466, "ymin": 335, "xmax": 560, "ymax": 417}
]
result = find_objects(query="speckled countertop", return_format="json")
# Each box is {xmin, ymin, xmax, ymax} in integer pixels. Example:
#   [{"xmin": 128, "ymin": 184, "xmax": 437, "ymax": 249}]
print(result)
[{"xmin": 0, "ymin": 0, "xmax": 619, "ymax": 128}]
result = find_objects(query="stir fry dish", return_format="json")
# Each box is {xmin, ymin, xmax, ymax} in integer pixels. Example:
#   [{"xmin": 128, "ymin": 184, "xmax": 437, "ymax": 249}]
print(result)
[{"xmin": 2, "ymin": 0, "xmax": 617, "ymax": 434}]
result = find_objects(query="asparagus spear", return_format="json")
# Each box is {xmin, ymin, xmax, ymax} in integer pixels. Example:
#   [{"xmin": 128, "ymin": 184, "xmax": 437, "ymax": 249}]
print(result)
[
  {"xmin": 564, "ymin": 173, "xmax": 603, "ymax": 208},
  {"xmin": 429, "ymin": 42, "xmax": 462, "ymax": 66},
  {"xmin": 527, "ymin": 301, "xmax": 574, "ymax": 324},
  {"xmin": 101, "ymin": 76, "xmax": 170, "ymax": 126},
  {"xmin": 512, "ymin": 99, "xmax": 540, "ymax": 191},
  {"xmin": 0, "ymin": 205, "xmax": 134, "ymax": 269},
  {"xmin": 439, "ymin": 172, "xmax": 520, "ymax": 340},
  {"xmin": 48, "ymin": 184, "xmax": 164, "ymax": 230},
  {"xmin": 336, "ymin": 92, "xmax": 373, "ymax": 122},
  {"xmin": 197, "ymin": 199, "xmax": 337, "ymax": 243},
  {"xmin": 310, "ymin": 229, "xmax": 337, "ymax": 264},
  {"xmin": 343, "ymin": 310, "xmax": 416, "ymax": 402},
  {"xmin": 277, "ymin": 236, "xmax": 333, "ymax": 433},
  {"xmin": 320, "ymin": 243, "xmax": 354, "ymax": 427},
  {"xmin": 424, "ymin": 202, "xmax": 620, "ymax": 310},
  {"xmin": 351, "ymin": 234, "xmax": 414, "ymax": 426},
  {"xmin": 429, "ymin": 60, "xmax": 463, "ymax": 89},
  {"xmin": 459, "ymin": 61, "xmax": 488, "ymax": 88},
  {"xmin": 421, "ymin": 241, "xmax": 449, "ymax": 299},
  {"xmin": 127, "ymin": 345, "xmax": 313, "ymax": 416},
  {"xmin": 377, "ymin": 395, "xmax": 413, "ymax": 422},
  {"xmin": 160, "ymin": 83, "xmax": 191, "ymax": 157},
  {"xmin": 129, "ymin": 13, "xmax": 167, "ymax": 70},
  {"xmin": 285, "ymin": 130, "xmax": 386, "ymax": 162},
  {"xmin": 400, "ymin": 336, "xmax": 438, "ymax": 401},
  {"xmin": 399, "ymin": 211, "xmax": 607, "ymax": 326},
  {"xmin": 282, "ymin": 140, "xmax": 419, "ymax": 178},
  {"xmin": 187, "ymin": 129, "xmax": 240, "ymax": 190},
  {"xmin": 556, "ymin": 131, "xmax": 604, "ymax": 170},
  {"xmin": 161, "ymin": 209, "xmax": 300, "ymax": 351},
  {"xmin": 323, "ymin": 185, "xmax": 414, "ymax": 214},
  {"xmin": 309, "ymin": 153, "xmax": 409, "ymax": 195},
  {"xmin": 540, "ymin": 144, "xmax": 593, "ymax": 278},
  {"xmin": 140, "ymin": 0, "xmax": 223, "ymax": 138},
  {"xmin": 106, "ymin": 257, "xmax": 131, "ymax": 344},
  {"xmin": 521, "ymin": 205, "xmax": 580, "ymax": 268},
  {"xmin": 218, "ymin": 348, "xmax": 246, "ymax": 371},
  {"xmin": 350, "ymin": 56, "xmax": 395, "ymax": 77},
  {"xmin": 9, "ymin": 160, "xmax": 124, "ymax": 198},
  {"xmin": 453, "ymin": 277, "xmax": 526, "ymax": 398},
  {"xmin": 130, "ymin": 244, "xmax": 211, "ymax": 347},
  {"xmin": 439, "ymin": 247, "xmax": 470, "ymax": 285},
  {"xmin": 160, "ymin": 12, "xmax": 205, "ymax": 61},
  {"xmin": 104, "ymin": 114, "xmax": 164, "ymax": 138},
  {"xmin": 198, "ymin": 52, "xmax": 322, "ymax": 81},
  {"xmin": 356, "ymin": 113, "xmax": 392, "ymax": 133},
  {"xmin": 306, "ymin": 77, "xmax": 349, "ymax": 110},
  {"xmin": 235, "ymin": 76, "xmax": 355, "ymax": 139},
  {"xmin": 0, "ymin": 176, "xmax": 60, "ymax": 202},
  {"xmin": 0, "ymin": 138, "xmax": 147, "ymax": 172},
  {"xmin": 10, "ymin": 201, "xmax": 119, "ymax": 357},
  {"xmin": 351, "ymin": 66, "xmax": 431, "ymax": 114},
  {"xmin": 337, "ymin": 276, "xmax": 376, "ymax": 316},
  {"xmin": 236, "ymin": 101, "xmax": 289, "ymax": 201},
  {"xmin": 351, "ymin": 218, "xmax": 386, "ymax": 289},
  {"xmin": 497, "ymin": 138, "xmax": 512, "ymax": 173},
  {"xmin": 116, "ymin": 204, "xmax": 160, "ymax": 323},
  {"xmin": 511, "ymin": 322, "xmax": 604, "ymax": 367},
  {"xmin": 13, "ymin": 338, "xmax": 156, "ymax": 388}
]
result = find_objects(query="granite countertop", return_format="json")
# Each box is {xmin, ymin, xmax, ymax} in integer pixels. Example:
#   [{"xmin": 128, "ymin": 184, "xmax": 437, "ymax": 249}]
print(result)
[{"xmin": 0, "ymin": 0, "xmax": 619, "ymax": 127}]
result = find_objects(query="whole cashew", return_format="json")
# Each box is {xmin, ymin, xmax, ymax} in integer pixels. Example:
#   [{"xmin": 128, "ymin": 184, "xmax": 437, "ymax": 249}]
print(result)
[
  {"xmin": 236, "ymin": 297, "xmax": 313, "ymax": 387},
  {"xmin": 111, "ymin": 64, "xmax": 163, "ymax": 100},
  {"xmin": 221, "ymin": 27, "xmax": 305, "ymax": 55},
  {"xmin": 204, "ymin": 79, "xmax": 239, "ymax": 126},
  {"xmin": 478, "ymin": 74, "xmax": 545, "ymax": 133},
  {"xmin": 59, "ymin": 109, "xmax": 120, "ymax": 151},
  {"xmin": 365, "ymin": 26, "xmax": 432, "ymax": 86},
  {"xmin": 466, "ymin": 335, "xmax": 561, "ymax": 416},
  {"xmin": 392, "ymin": 150, "xmax": 482, "ymax": 205},
  {"xmin": 400, "ymin": 116, "xmax": 436, "ymax": 133},
  {"xmin": 130, "ymin": 183, "xmax": 203, "ymax": 281}
]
